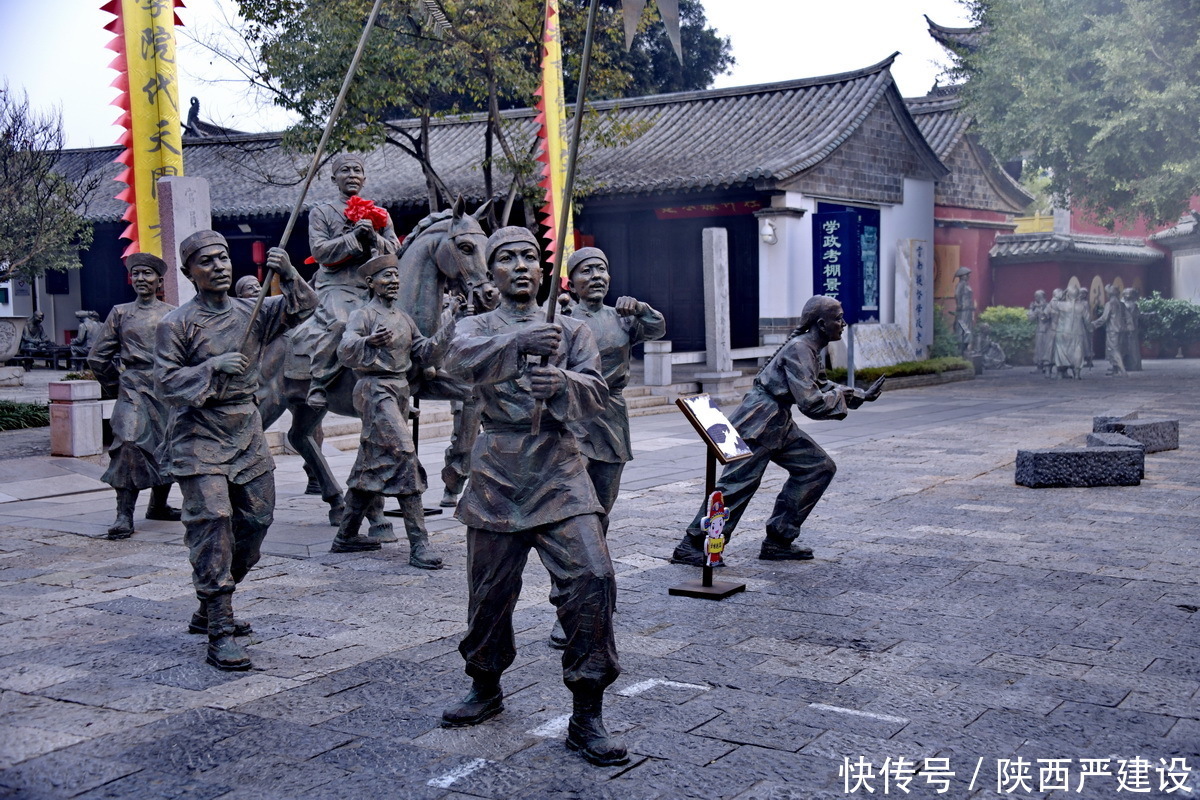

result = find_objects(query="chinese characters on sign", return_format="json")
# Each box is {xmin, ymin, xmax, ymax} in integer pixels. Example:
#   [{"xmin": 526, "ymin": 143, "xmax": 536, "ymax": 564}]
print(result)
[
  {"xmin": 105, "ymin": 0, "xmax": 185, "ymax": 257},
  {"xmin": 840, "ymin": 756, "xmax": 1193, "ymax": 795},
  {"xmin": 910, "ymin": 239, "xmax": 930, "ymax": 358},
  {"xmin": 811, "ymin": 211, "xmax": 862, "ymax": 323}
]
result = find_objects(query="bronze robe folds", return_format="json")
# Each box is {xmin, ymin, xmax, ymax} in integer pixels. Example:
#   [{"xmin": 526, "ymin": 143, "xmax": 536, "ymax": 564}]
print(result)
[
  {"xmin": 338, "ymin": 298, "xmax": 453, "ymax": 496},
  {"xmin": 90, "ymin": 299, "xmax": 176, "ymax": 489},
  {"xmin": 157, "ymin": 287, "xmax": 317, "ymax": 483},
  {"xmin": 565, "ymin": 304, "xmax": 666, "ymax": 465},
  {"xmin": 447, "ymin": 309, "xmax": 606, "ymax": 532}
]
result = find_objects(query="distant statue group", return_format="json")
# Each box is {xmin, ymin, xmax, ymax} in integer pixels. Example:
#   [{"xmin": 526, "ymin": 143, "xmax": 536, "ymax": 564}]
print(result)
[{"xmin": 1027, "ymin": 285, "xmax": 1146, "ymax": 379}]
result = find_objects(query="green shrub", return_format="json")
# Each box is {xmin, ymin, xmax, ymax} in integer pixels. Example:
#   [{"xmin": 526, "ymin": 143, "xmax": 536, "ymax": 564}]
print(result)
[
  {"xmin": 827, "ymin": 356, "xmax": 972, "ymax": 384},
  {"xmin": 0, "ymin": 400, "xmax": 50, "ymax": 431},
  {"xmin": 1139, "ymin": 293, "xmax": 1200, "ymax": 347},
  {"xmin": 930, "ymin": 304, "xmax": 960, "ymax": 358},
  {"xmin": 979, "ymin": 305, "xmax": 1036, "ymax": 365}
]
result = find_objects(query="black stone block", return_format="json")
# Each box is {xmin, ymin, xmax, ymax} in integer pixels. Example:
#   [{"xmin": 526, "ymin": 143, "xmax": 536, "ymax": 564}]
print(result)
[
  {"xmin": 1015, "ymin": 447, "xmax": 1143, "ymax": 488},
  {"xmin": 1095, "ymin": 418, "xmax": 1179, "ymax": 453},
  {"xmin": 1092, "ymin": 410, "xmax": 1138, "ymax": 432}
]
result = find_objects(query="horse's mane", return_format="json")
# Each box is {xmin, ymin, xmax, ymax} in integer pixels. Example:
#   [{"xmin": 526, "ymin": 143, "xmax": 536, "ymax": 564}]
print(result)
[{"xmin": 395, "ymin": 210, "xmax": 454, "ymax": 261}]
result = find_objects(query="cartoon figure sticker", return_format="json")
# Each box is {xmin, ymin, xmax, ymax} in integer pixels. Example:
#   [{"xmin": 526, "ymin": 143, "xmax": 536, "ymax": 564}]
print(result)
[{"xmin": 701, "ymin": 490, "xmax": 729, "ymax": 568}]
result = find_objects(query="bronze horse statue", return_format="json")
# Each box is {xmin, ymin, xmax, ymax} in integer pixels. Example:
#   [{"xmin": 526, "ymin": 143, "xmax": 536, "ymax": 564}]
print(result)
[{"xmin": 259, "ymin": 199, "xmax": 491, "ymax": 530}]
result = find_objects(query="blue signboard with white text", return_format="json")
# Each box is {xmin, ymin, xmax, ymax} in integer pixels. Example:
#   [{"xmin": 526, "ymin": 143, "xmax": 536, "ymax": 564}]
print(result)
[{"xmin": 812, "ymin": 211, "xmax": 863, "ymax": 323}]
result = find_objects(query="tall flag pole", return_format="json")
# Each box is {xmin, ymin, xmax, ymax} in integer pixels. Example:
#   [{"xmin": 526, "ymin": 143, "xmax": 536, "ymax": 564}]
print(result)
[
  {"xmin": 534, "ymin": 0, "xmax": 575, "ymax": 285},
  {"xmin": 101, "ymin": 0, "xmax": 187, "ymax": 258}
]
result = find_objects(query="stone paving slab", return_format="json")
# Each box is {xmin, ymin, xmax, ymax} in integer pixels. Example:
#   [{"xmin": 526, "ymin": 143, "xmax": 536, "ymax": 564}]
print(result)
[{"xmin": 0, "ymin": 361, "xmax": 1198, "ymax": 798}]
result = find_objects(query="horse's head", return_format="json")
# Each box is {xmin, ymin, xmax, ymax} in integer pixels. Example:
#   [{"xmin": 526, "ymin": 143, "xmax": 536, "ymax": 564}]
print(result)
[{"xmin": 435, "ymin": 196, "xmax": 492, "ymax": 307}]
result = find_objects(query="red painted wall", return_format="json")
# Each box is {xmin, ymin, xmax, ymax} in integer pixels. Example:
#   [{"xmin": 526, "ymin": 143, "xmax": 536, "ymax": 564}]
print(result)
[{"xmin": 934, "ymin": 206, "xmax": 1014, "ymax": 310}]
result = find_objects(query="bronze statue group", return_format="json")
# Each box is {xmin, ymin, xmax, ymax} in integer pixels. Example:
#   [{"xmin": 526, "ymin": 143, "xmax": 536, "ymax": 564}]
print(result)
[
  {"xmin": 1026, "ymin": 284, "xmax": 1147, "ymax": 379},
  {"xmin": 87, "ymin": 154, "xmax": 881, "ymax": 766}
]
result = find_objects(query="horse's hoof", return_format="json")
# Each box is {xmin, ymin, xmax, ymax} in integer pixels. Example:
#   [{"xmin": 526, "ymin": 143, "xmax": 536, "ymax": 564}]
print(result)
[
  {"xmin": 368, "ymin": 521, "xmax": 397, "ymax": 542},
  {"xmin": 439, "ymin": 491, "xmax": 459, "ymax": 508},
  {"xmin": 305, "ymin": 478, "xmax": 323, "ymax": 496},
  {"xmin": 328, "ymin": 503, "xmax": 345, "ymax": 527}
]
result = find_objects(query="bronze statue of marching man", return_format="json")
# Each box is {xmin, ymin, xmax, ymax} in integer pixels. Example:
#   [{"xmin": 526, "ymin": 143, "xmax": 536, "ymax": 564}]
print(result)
[
  {"xmin": 156, "ymin": 231, "xmax": 317, "ymax": 671},
  {"xmin": 440, "ymin": 227, "xmax": 627, "ymax": 766},
  {"xmin": 330, "ymin": 252, "xmax": 456, "ymax": 567},
  {"xmin": 90, "ymin": 253, "xmax": 181, "ymax": 539}
]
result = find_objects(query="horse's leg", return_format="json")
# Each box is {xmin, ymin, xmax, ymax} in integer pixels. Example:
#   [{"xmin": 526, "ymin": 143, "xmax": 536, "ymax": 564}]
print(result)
[
  {"xmin": 302, "ymin": 424, "xmax": 326, "ymax": 495},
  {"xmin": 287, "ymin": 400, "xmax": 344, "ymax": 526}
]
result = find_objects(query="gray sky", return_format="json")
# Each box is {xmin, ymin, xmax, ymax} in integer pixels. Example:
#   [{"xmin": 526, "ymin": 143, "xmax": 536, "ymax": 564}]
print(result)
[{"xmin": 2, "ymin": 0, "xmax": 973, "ymax": 149}]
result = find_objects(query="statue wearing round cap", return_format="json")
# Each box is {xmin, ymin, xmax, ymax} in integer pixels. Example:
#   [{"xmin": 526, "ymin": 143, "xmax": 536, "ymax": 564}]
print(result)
[
  {"xmin": 330, "ymin": 252, "xmax": 457, "ymax": 565},
  {"xmin": 156, "ymin": 230, "xmax": 318, "ymax": 671},
  {"xmin": 440, "ymin": 226, "xmax": 628, "ymax": 767},
  {"xmin": 88, "ymin": 252, "xmax": 181, "ymax": 539},
  {"xmin": 302, "ymin": 152, "xmax": 400, "ymax": 409}
]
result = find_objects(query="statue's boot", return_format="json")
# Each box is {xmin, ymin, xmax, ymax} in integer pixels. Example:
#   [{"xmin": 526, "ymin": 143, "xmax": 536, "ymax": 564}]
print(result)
[
  {"xmin": 442, "ymin": 674, "xmax": 503, "ymax": 727},
  {"xmin": 566, "ymin": 689, "xmax": 629, "ymax": 766},
  {"xmin": 188, "ymin": 598, "xmax": 253, "ymax": 637},
  {"xmin": 145, "ymin": 484, "xmax": 182, "ymax": 521},
  {"xmin": 440, "ymin": 466, "xmax": 466, "ymax": 508},
  {"xmin": 758, "ymin": 536, "xmax": 814, "ymax": 561},
  {"xmin": 368, "ymin": 495, "xmax": 396, "ymax": 543},
  {"xmin": 549, "ymin": 618, "xmax": 568, "ymax": 650},
  {"xmin": 331, "ymin": 489, "xmax": 381, "ymax": 552},
  {"xmin": 306, "ymin": 386, "xmax": 328, "ymax": 410},
  {"xmin": 107, "ymin": 489, "xmax": 138, "ymax": 540},
  {"xmin": 206, "ymin": 594, "xmax": 252, "ymax": 671},
  {"xmin": 401, "ymin": 495, "xmax": 442, "ymax": 570},
  {"xmin": 670, "ymin": 533, "xmax": 711, "ymax": 567}
]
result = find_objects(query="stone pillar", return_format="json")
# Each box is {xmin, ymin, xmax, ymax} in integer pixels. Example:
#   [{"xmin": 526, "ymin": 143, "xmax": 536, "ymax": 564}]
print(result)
[
  {"xmin": 697, "ymin": 227, "xmax": 741, "ymax": 405},
  {"xmin": 158, "ymin": 176, "xmax": 212, "ymax": 306},
  {"xmin": 48, "ymin": 380, "xmax": 103, "ymax": 457},
  {"xmin": 643, "ymin": 340, "xmax": 673, "ymax": 388}
]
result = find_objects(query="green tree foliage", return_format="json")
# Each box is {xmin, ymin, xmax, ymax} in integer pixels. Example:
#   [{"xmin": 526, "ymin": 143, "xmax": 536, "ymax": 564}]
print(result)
[
  {"xmin": 0, "ymin": 85, "xmax": 94, "ymax": 287},
  {"xmin": 954, "ymin": 0, "xmax": 1200, "ymax": 227},
  {"xmin": 979, "ymin": 305, "xmax": 1035, "ymax": 364},
  {"xmin": 222, "ymin": 0, "xmax": 731, "ymax": 211}
]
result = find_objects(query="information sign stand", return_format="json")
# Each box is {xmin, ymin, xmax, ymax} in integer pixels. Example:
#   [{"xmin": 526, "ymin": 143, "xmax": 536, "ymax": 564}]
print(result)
[{"xmin": 669, "ymin": 394, "xmax": 750, "ymax": 600}]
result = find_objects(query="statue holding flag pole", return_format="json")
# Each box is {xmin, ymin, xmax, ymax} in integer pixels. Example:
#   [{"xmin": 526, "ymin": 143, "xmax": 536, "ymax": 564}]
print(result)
[{"xmin": 438, "ymin": 0, "xmax": 682, "ymax": 766}]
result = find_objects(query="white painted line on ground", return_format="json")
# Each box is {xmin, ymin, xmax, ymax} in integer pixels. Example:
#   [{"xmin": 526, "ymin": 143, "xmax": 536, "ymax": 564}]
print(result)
[
  {"xmin": 808, "ymin": 703, "xmax": 909, "ymax": 724},
  {"xmin": 954, "ymin": 504, "xmax": 1014, "ymax": 513},
  {"xmin": 617, "ymin": 678, "xmax": 709, "ymax": 697},
  {"xmin": 528, "ymin": 714, "xmax": 571, "ymax": 738},
  {"xmin": 427, "ymin": 758, "xmax": 489, "ymax": 788}
]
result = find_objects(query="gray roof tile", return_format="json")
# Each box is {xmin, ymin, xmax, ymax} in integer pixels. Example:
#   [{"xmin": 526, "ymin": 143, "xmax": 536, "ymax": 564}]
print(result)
[
  {"xmin": 61, "ymin": 55, "xmax": 941, "ymax": 222},
  {"xmin": 991, "ymin": 232, "xmax": 1166, "ymax": 263}
]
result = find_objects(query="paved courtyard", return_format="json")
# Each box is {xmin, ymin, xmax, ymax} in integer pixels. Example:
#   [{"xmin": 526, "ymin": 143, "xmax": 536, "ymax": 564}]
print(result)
[{"xmin": 0, "ymin": 361, "xmax": 1197, "ymax": 798}]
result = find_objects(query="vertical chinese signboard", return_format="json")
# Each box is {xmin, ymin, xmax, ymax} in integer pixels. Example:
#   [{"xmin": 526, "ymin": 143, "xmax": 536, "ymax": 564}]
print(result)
[
  {"xmin": 103, "ymin": 0, "xmax": 186, "ymax": 257},
  {"xmin": 815, "ymin": 203, "xmax": 880, "ymax": 324},
  {"xmin": 909, "ymin": 239, "xmax": 931, "ymax": 358},
  {"xmin": 812, "ymin": 211, "xmax": 862, "ymax": 323}
]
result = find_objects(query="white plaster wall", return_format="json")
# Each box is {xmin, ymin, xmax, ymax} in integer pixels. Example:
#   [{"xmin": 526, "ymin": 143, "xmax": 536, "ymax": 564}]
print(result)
[
  {"xmin": 879, "ymin": 178, "xmax": 935, "ymax": 325},
  {"xmin": 756, "ymin": 192, "xmax": 817, "ymax": 322},
  {"xmin": 1172, "ymin": 249, "xmax": 1200, "ymax": 302}
]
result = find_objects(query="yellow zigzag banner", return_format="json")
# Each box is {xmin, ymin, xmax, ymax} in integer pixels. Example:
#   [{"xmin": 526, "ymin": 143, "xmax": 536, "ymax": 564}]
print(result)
[
  {"xmin": 534, "ymin": 0, "xmax": 575, "ymax": 279},
  {"xmin": 102, "ymin": 0, "xmax": 186, "ymax": 258}
]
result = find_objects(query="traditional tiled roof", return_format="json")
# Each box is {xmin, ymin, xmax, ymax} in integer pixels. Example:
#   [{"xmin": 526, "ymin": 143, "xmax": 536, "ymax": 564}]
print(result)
[
  {"xmin": 991, "ymin": 232, "xmax": 1166, "ymax": 263},
  {"xmin": 1149, "ymin": 213, "xmax": 1200, "ymax": 248},
  {"xmin": 905, "ymin": 88, "xmax": 1031, "ymax": 213},
  {"xmin": 61, "ymin": 55, "xmax": 946, "ymax": 222},
  {"xmin": 925, "ymin": 15, "xmax": 984, "ymax": 53}
]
